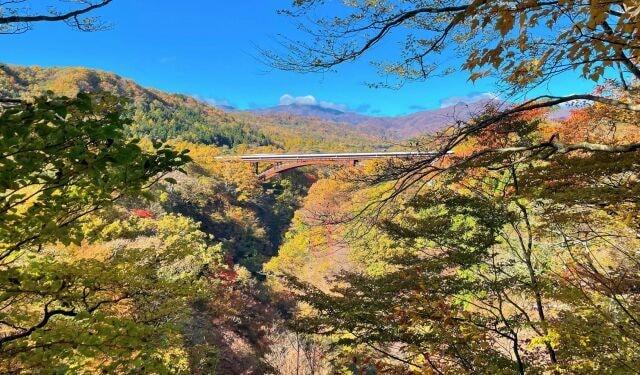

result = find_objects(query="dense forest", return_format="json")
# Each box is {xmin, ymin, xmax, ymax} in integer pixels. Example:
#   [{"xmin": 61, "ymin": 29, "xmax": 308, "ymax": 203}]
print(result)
[{"xmin": 2, "ymin": 0, "xmax": 640, "ymax": 374}]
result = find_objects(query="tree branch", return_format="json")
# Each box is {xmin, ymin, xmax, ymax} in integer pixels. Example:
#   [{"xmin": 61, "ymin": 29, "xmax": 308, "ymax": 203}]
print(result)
[
  {"xmin": 0, "ymin": 304, "xmax": 76, "ymax": 346},
  {"xmin": 474, "ymin": 136, "xmax": 640, "ymax": 156},
  {"xmin": 600, "ymin": 20, "xmax": 640, "ymax": 80},
  {"xmin": 0, "ymin": 97, "xmax": 23, "ymax": 105},
  {"xmin": 0, "ymin": 0, "xmax": 112, "ymax": 25}
]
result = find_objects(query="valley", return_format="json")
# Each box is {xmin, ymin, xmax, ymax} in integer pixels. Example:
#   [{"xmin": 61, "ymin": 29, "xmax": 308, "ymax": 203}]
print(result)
[{"xmin": 2, "ymin": 1, "xmax": 639, "ymax": 373}]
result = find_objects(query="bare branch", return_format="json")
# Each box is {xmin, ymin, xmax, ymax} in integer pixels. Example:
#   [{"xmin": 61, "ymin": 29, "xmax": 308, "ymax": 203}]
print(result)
[{"xmin": 0, "ymin": 0, "xmax": 112, "ymax": 32}]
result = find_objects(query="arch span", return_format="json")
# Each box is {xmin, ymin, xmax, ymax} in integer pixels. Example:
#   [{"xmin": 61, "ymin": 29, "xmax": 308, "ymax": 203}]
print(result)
[
  {"xmin": 215, "ymin": 152, "xmax": 440, "ymax": 181},
  {"xmin": 258, "ymin": 159, "xmax": 357, "ymax": 180}
]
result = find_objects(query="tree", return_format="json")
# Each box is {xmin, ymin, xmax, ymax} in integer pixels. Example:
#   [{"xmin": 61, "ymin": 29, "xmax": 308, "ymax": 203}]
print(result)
[
  {"xmin": 0, "ymin": 92, "xmax": 199, "ymax": 370},
  {"xmin": 269, "ymin": 1, "xmax": 640, "ymax": 189},
  {"xmin": 272, "ymin": 1, "xmax": 639, "ymax": 100},
  {"xmin": 279, "ymin": 154, "xmax": 640, "ymax": 372},
  {"xmin": 1, "ymin": 92, "xmax": 190, "ymax": 259},
  {"xmin": 0, "ymin": 211, "xmax": 225, "ymax": 373},
  {"xmin": 0, "ymin": 0, "xmax": 114, "ymax": 105},
  {"xmin": 0, "ymin": 0, "xmax": 112, "ymax": 34},
  {"xmin": 271, "ymin": 107, "xmax": 640, "ymax": 372}
]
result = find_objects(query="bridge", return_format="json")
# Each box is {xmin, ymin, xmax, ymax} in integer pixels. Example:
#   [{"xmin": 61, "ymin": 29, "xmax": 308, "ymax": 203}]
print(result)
[{"xmin": 216, "ymin": 152, "xmax": 437, "ymax": 180}]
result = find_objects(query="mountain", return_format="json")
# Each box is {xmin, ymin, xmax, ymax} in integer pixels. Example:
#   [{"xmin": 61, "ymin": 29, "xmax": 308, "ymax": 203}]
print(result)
[
  {"xmin": 256, "ymin": 103, "xmax": 371, "ymax": 125},
  {"xmin": 0, "ymin": 64, "xmax": 570, "ymax": 148},
  {"xmin": 0, "ymin": 64, "xmax": 272, "ymax": 148},
  {"xmin": 0, "ymin": 64, "xmax": 384, "ymax": 151},
  {"xmin": 354, "ymin": 100, "xmax": 498, "ymax": 139},
  {"xmin": 255, "ymin": 100, "xmax": 499, "ymax": 139},
  {"xmin": 254, "ymin": 98, "xmax": 571, "ymax": 139},
  {"xmin": 548, "ymin": 105, "xmax": 575, "ymax": 120}
]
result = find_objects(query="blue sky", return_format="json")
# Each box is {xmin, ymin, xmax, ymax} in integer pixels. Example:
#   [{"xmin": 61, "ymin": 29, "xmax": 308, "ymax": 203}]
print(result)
[{"xmin": 0, "ymin": 1, "xmax": 595, "ymax": 116}]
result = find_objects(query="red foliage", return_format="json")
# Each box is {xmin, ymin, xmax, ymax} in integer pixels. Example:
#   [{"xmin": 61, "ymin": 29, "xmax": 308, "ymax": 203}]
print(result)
[
  {"xmin": 216, "ymin": 267, "xmax": 237, "ymax": 283},
  {"xmin": 215, "ymin": 254, "xmax": 237, "ymax": 283},
  {"xmin": 131, "ymin": 208, "xmax": 154, "ymax": 219},
  {"xmin": 474, "ymin": 107, "xmax": 548, "ymax": 150},
  {"xmin": 559, "ymin": 108, "xmax": 592, "ymax": 143}
]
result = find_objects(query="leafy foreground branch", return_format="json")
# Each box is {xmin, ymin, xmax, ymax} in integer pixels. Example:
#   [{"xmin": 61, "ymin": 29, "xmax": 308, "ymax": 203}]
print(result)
[
  {"xmin": 0, "ymin": 93, "xmax": 231, "ymax": 372},
  {"xmin": 0, "ymin": 92, "xmax": 190, "ymax": 259}
]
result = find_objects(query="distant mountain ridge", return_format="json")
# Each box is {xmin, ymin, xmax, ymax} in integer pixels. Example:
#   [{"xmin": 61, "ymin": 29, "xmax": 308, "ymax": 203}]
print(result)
[
  {"xmin": 252, "ymin": 100, "xmax": 503, "ymax": 139},
  {"xmin": 254, "ymin": 103, "xmax": 371, "ymax": 124},
  {"xmin": 248, "ymin": 95, "xmax": 573, "ymax": 139},
  {"xmin": 1, "ymin": 64, "xmax": 571, "ymax": 146}
]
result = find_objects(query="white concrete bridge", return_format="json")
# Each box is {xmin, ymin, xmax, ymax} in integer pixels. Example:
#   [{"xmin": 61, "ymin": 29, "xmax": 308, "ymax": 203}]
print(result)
[{"xmin": 216, "ymin": 152, "xmax": 438, "ymax": 180}]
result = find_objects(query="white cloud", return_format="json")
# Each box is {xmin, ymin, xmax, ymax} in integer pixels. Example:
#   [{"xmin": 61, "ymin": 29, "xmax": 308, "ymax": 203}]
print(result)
[
  {"xmin": 204, "ymin": 98, "xmax": 231, "ymax": 107},
  {"xmin": 319, "ymin": 100, "xmax": 348, "ymax": 112},
  {"xmin": 280, "ymin": 94, "xmax": 317, "ymax": 106},
  {"xmin": 279, "ymin": 94, "xmax": 348, "ymax": 112},
  {"xmin": 439, "ymin": 92, "xmax": 500, "ymax": 108},
  {"xmin": 191, "ymin": 94, "xmax": 232, "ymax": 108}
]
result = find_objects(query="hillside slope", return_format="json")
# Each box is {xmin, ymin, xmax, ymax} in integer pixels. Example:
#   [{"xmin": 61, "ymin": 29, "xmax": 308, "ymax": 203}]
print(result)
[{"xmin": 0, "ymin": 64, "xmax": 386, "ymax": 152}]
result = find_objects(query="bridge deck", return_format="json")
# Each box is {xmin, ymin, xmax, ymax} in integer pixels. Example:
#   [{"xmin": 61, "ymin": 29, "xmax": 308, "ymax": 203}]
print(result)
[{"xmin": 217, "ymin": 152, "xmax": 437, "ymax": 163}]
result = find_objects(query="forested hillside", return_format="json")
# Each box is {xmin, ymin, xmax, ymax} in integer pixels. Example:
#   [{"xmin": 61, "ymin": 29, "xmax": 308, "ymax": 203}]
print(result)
[
  {"xmin": 0, "ymin": 65, "xmax": 386, "ymax": 152},
  {"xmin": 0, "ymin": 63, "xmax": 396, "ymax": 373},
  {"xmin": 2, "ymin": 0, "xmax": 640, "ymax": 374},
  {"xmin": 266, "ymin": 104, "xmax": 640, "ymax": 372},
  {"xmin": 3, "ymin": 68, "xmax": 640, "ymax": 374},
  {"xmin": 0, "ymin": 87, "xmax": 317, "ymax": 372}
]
